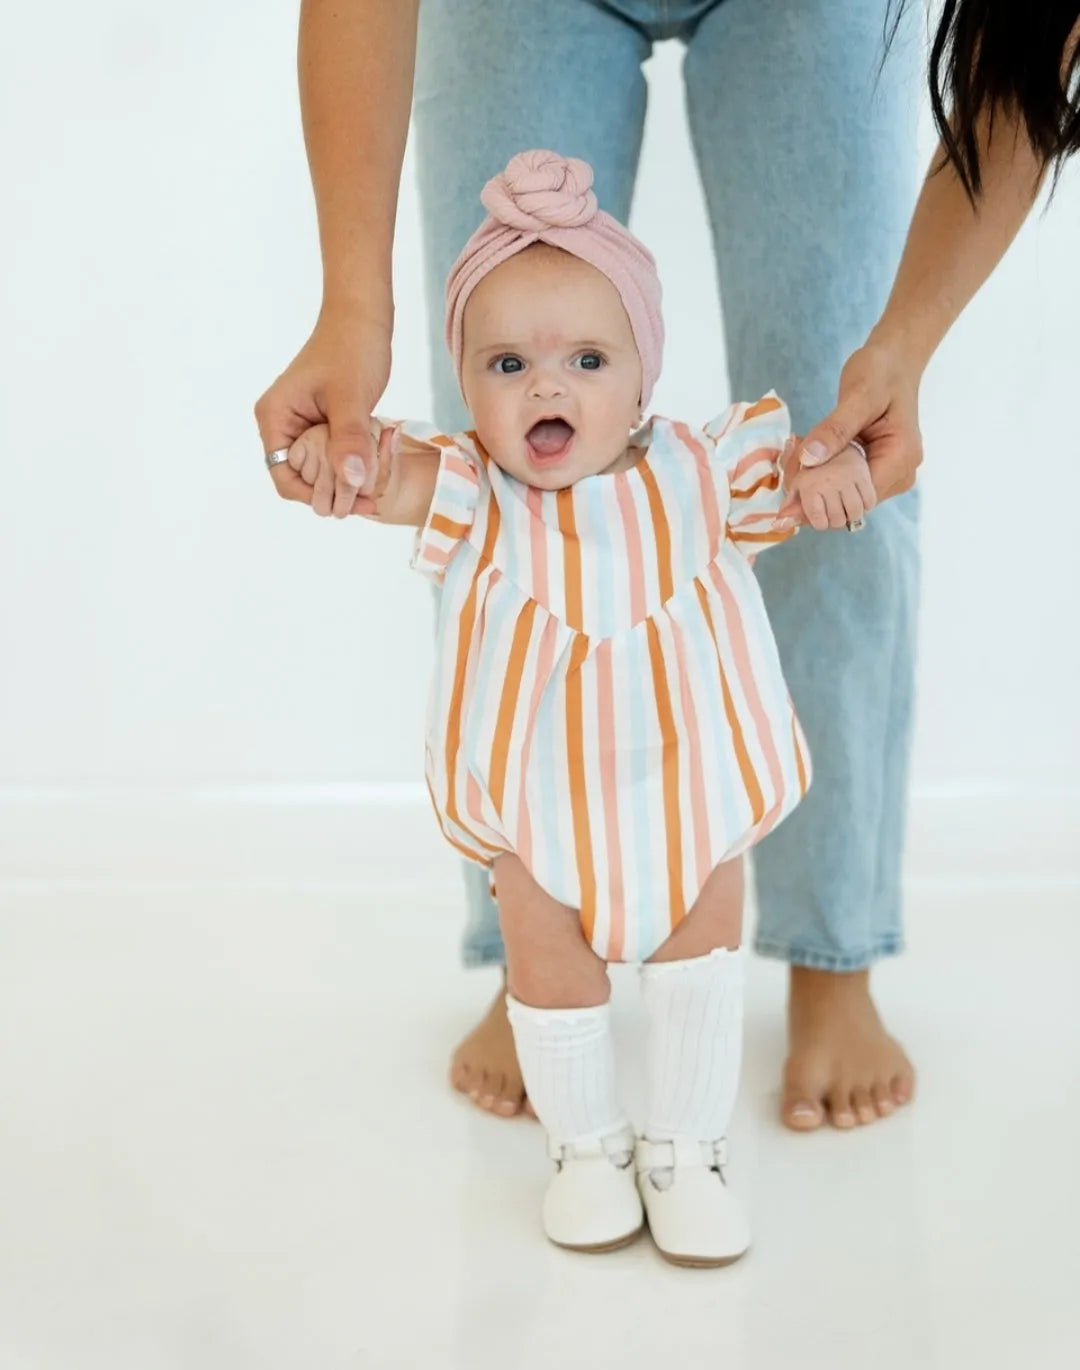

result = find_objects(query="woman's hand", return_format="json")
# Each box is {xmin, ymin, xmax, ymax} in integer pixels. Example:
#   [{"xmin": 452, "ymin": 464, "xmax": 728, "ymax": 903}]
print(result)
[
  {"xmin": 286, "ymin": 421, "xmax": 398, "ymax": 518},
  {"xmin": 789, "ymin": 335, "xmax": 925, "ymax": 509},
  {"xmin": 254, "ymin": 305, "xmax": 392, "ymax": 518}
]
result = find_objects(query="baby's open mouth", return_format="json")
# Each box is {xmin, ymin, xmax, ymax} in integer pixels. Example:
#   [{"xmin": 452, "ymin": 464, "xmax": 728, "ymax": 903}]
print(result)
[{"xmin": 526, "ymin": 418, "xmax": 575, "ymax": 460}]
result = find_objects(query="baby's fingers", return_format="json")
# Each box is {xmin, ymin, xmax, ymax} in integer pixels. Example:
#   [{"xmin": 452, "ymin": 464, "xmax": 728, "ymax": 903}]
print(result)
[{"xmin": 839, "ymin": 485, "xmax": 866, "ymax": 527}]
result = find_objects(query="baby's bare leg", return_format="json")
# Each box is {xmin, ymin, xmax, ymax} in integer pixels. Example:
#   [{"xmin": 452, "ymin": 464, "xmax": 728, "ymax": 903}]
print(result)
[
  {"xmin": 493, "ymin": 855, "xmax": 630, "ymax": 1158},
  {"xmin": 492, "ymin": 854, "xmax": 609, "ymax": 1009},
  {"xmin": 646, "ymin": 856, "xmax": 744, "ymax": 964}
]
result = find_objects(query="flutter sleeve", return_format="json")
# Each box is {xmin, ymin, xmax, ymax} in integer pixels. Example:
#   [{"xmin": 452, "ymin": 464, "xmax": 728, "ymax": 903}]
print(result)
[
  {"xmin": 383, "ymin": 420, "xmax": 483, "ymax": 584},
  {"xmin": 705, "ymin": 392, "xmax": 797, "ymax": 557}
]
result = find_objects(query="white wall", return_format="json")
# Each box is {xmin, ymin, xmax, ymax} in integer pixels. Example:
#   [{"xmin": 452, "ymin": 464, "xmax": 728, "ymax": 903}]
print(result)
[{"xmin": 3, "ymin": 2, "xmax": 1078, "ymax": 805}]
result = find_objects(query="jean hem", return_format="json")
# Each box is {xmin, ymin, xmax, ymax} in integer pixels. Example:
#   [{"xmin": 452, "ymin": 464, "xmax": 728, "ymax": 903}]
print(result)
[
  {"xmin": 752, "ymin": 935, "xmax": 904, "ymax": 972},
  {"xmin": 461, "ymin": 942, "xmax": 507, "ymax": 970}
]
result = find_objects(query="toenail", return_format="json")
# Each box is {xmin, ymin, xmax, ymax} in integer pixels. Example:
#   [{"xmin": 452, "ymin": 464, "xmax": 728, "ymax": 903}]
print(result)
[{"xmin": 790, "ymin": 1103, "xmax": 818, "ymax": 1119}]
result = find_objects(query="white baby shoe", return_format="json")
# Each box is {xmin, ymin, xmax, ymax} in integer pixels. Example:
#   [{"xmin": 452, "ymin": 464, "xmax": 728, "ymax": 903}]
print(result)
[
  {"xmin": 636, "ymin": 1136, "xmax": 751, "ymax": 1267},
  {"xmin": 542, "ymin": 1124, "xmax": 644, "ymax": 1253}
]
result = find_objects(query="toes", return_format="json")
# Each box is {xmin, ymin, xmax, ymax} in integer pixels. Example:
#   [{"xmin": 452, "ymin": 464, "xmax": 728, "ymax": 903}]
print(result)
[
  {"xmin": 475, "ymin": 1070, "xmax": 500, "ymax": 1110},
  {"xmin": 449, "ymin": 1061, "xmax": 476, "ymax": 1097},
  {"xmin": 781, "ymin": 1091, "xmax": 825, "ymax": 1131},
  {"xmin": 891, "ymin": 1071, "xmax": 914, "ymax": 1106},
  {"xmin": 871, "ymin": 1082, "xmax": 895, "ymax": 1117},
  {"xmin": 851, "ymin": 1087, "xmax": 876, "ymax": 1125},
  {"xmin": 826, "ymin": 1089, "xmax": 857, "ymax": 1129}
]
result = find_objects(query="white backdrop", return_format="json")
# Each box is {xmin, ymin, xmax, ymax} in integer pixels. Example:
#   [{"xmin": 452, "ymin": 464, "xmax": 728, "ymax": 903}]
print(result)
[{"xmin": 3, "ymin": 2, "xmax": 1078, "ymax": 815}]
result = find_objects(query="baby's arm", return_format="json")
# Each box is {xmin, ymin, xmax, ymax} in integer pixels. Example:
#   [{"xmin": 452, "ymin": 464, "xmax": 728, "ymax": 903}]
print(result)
[{"xmin": 287, "ymin": 422, "xmax": 440, "ymax": 526}]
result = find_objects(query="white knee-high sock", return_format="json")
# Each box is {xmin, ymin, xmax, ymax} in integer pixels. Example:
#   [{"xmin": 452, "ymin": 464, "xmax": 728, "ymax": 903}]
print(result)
[
  {"xmin": 505, "ymin": 996, "xmax": 628, "ymax": 1146},
  {"xmin": 640, "ymin": 946, "xmax": 745, "ymax": 1142}
]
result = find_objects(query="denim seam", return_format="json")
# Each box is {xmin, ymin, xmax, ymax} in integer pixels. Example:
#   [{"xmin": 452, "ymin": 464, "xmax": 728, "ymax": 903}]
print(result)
[{"xmin": 752, "ymin": 935, "xmax": 904, "ymax": 973}]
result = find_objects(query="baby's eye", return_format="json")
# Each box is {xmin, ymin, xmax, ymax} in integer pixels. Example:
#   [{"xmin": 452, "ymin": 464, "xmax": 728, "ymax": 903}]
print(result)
[
  {"xmin": 491, "ymin": 355, "xmax": 524, "ymax": 375},
  {"xmin": 575, "ymin": 352, "xmax": 606, "ymax": 371}
]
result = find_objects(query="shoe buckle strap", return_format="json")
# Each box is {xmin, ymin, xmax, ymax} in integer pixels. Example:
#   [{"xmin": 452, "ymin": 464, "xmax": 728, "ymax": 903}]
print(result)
[
  {"xmin": 636, "ymin": 1136, "xmax": 729, "ymax": 1172},
  {"xmin": 548, "ymin": 1125, "xmax": 634, "ymax": 1165}
]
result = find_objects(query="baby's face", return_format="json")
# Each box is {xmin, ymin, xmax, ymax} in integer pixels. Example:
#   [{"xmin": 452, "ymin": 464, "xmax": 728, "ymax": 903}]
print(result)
[{"xmin": 460, "ymin": 245, "xmax": 644, "ymax": 489}]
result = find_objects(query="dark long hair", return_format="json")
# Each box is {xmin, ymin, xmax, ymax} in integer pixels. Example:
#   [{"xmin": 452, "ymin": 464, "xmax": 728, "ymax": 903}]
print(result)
[{"xmin": 890, "ymin": 1, "xmax": 1080, "ymax": 199}]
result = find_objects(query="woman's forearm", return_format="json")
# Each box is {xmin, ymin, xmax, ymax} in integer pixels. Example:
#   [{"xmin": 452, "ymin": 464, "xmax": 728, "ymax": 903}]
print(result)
[
  {"xmin": 871, "ymin": 115, "xmax": 1046, "ymax": 374},
  {"xmin": 298, "ymin": 0, "xmax": 420, "ymax": 321}
]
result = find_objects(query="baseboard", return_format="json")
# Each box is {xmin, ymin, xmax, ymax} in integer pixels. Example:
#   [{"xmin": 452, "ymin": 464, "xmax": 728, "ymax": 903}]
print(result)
[{"xmin": 0, "ymin": 784, "xmax": 1076, "ymax": 891}]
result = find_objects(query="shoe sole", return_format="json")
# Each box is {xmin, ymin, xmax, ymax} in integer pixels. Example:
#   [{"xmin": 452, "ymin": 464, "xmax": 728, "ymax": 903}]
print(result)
[
  {"xmin": 655, "ymin": 1245, "xmax": 750, "ymax": 1269},
  {"xmin": 550, "ymin": 1224, "xmax": 645, "ymax": 1254}
]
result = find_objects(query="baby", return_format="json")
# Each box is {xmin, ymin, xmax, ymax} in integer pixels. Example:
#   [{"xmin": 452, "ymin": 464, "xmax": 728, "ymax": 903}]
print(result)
[{"xmin": 285, "ymin": 150, "xmax": 874, "ymax": 1266}]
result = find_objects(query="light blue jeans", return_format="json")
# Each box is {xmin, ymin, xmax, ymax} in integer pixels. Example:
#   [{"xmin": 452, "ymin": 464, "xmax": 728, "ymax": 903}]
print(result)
[{"xmin": 412, "ymin": 0, "xmax": 922, "ymax": 972}]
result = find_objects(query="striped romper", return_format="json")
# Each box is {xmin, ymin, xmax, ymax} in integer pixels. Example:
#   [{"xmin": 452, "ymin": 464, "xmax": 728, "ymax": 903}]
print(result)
[{"xmin": 401, "ymin": 392, "xmax": 811, "ymax": 964}]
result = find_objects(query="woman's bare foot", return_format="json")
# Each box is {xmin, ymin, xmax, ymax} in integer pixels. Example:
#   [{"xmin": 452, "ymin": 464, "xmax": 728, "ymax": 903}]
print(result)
[
  {"xmin": 449, "ymin": 979, "xmax": 534, "ymax": 1118},
  {"xmin": 781, "ymin": 967, "xmax": 914, "ymax": 1131}
]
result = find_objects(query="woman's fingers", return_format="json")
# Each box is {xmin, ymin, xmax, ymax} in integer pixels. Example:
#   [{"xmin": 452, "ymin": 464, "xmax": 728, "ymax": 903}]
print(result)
[{"xmin": 268, "ymin": 464, "xmax": 314, "ymax": 505}]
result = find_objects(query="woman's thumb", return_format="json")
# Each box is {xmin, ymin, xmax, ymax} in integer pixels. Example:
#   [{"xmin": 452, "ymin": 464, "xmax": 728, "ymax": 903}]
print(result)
[
  {"xmin": 799, "ymin": 389, "xmax": 871, "ymax": 468},
  {"xmin": 327, "ymin": 401, "xmax": 377, "ymax": 488}
]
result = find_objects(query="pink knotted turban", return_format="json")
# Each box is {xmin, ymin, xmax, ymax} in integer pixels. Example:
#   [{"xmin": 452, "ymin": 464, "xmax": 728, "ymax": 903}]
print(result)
[{"xmin": 445, "ymin": 150, "xmax": 664, "ymax": 407}]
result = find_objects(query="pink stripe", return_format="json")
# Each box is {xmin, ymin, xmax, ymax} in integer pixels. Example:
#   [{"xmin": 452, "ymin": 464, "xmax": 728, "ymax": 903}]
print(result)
[
  {"xmin": 708, "ymin": 563, "xmax": 786, "ymax": 828},
  {"xmin": 514, "ymin": 615, "xmax": 558, "ymax": 870},
  {"xmin": 730, "ymin": 446, "xmax": 777, "ymax": 485},
  {"xmin": 526, "ymin": 486, "xmax": 549, "ymax": 606},
  {"xmin": 614, "ymin": 473, "xmax": 647, "ymax": 624},
  {"xmin": 674, "ymin": 421, "xmax": 723, "ymax": 561},
  {"xmin": 714, "ymin": 404, "xmax": 742, "ymax": 439},
  {"xmin": 465, "ymin": 769, "xmax": 486, "ymax": 831},
  {"xmin": 669, "ymin": 615, "xmax": 713, "ymax": 892},
  {"xmin": 595, "ymin": 639, "xmax": 626, "ymax": 961},
  {"xmin": 443, "ymin": 453, "xmax": 476, "ymax": 481}
]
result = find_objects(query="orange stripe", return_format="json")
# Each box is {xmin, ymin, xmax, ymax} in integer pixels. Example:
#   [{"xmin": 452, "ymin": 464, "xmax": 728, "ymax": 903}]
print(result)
[
  {"xmin": 429, "ymin": 512, "xmax": 471, "ymax": 541},
  {"xmin": 479, "ymin": 485, "xmax": 501, "ymax": 563},
  {"xmin": 565, "ymin": 632, "xmax": 597, "ymax": 943},
  {"xmin": 694, "ymin": 580, "xmax": 764, "ymax": 824},
  {"xmin": 734, "ymin": 528, "xmax": 794, "ymax": 545},
  {"xmin": 744, "ymin": 395, "xmax": 783, "ymax": 420},
  {"xmin": 556, "ymin": 486, "xmax": 583, "ymax": 630},
  {"xmin": 638, "ymin": 461, "xmax": 674, "ymax": 602},
  {"xmin": 488, "ymin": 598, "xmax": 538, "ymax": 813},
  {"xmin": 425, "ymin": 776, "xmax": 498, "ymax": 864},
  {"xmin": 645, "ymin": 616, "xmax": 685, "ymax": 930},
  {"xmin": 739, "ymin": 471, "xmax": 781, "ymax": 497},
  {"xmin": 595, "ymin": 640, "xmax": 626, "ymax": 961}
]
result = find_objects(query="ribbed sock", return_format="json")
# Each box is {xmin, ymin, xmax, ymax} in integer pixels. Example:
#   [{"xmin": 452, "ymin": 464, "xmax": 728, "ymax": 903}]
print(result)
[
  {"xmin": 505, "ymin": 995, "xmax": 629, "ymax": 1147},
  {"xmin": 639, "ymin": 946, "xmax": 745, "ymax": 1144}
]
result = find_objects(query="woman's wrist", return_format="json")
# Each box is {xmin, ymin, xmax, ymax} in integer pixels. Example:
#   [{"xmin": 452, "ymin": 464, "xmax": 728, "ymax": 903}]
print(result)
[
  {"xmin": 863, "ymin": 312, "xmax": 937, "ymax": 383},
  {"xmin": 317, "ymin": 291, "xmax": 394, "ymax": 338}
]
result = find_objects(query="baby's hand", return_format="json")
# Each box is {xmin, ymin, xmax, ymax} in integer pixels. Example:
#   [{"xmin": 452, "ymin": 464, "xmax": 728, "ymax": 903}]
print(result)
[
  {"xmin": 287, "ymin": 423, "xmax": 395, "ymax": 517},
  {"xmin": 782, "ymin": 439, "xmax": 877, "ymax": 532}
]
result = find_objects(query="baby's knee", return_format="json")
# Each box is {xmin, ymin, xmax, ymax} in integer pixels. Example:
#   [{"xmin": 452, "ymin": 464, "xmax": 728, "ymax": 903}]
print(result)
[{"xmin": 507, "ymin": 957, "xmax": 610, "ymax": 1012}]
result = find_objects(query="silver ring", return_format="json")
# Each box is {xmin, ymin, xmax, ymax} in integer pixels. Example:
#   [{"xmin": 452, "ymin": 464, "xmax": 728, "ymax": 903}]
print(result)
[
  {"xmin": 265, "ymin": 448, "xmax": 290, "ymax": 470},
  {"xmin": 847, "ymin": 437, "xmax": 868, "ymax": 462},
  {"xmin": 846, "ymin": 517, "xmax": 865, "ymax": 533}
]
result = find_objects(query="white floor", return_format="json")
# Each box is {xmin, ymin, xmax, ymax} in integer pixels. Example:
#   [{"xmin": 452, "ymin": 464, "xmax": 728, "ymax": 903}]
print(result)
[{"xmin": 1, "ymin": 801, "xmax": 1078, "ymax": 1369}]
